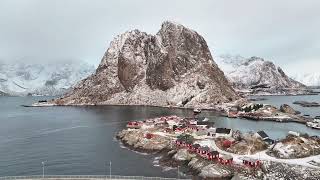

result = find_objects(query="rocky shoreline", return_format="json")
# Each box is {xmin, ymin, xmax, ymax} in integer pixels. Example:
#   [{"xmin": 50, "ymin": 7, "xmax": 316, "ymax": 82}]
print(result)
[
  {"xmin": 31, "ymin": 97, "xmax": 318, "ymax": 129},
  {"xmin": 116, "ymin": 130, "xmax": 242, "ymax": 179},
  {"xmin": 116, "ymin": 116, "xmax": 320, "ymax": 179}
]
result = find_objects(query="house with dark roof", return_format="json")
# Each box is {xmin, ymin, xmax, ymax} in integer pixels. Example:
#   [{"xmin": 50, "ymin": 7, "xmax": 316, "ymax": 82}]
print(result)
[
  {"xmin": 191, "ymin": 144, "xmax": 201, "ymax": 151},
  {"xmin": 255, "ymin": 131, "xmax": 269, "ymax": 140},
  {"xmin": 264, "ymin": 138, "xmax": 275, "ymax": 145},
  {"xmin": 254, "ymin": 131, "xmax": 275, "ymax": 145},
  {"xmin": 196, "ymin": 121, "xmax": 215, "ymax": 127},
  {"xmin": 216, "ymin": 128, "xmax": 233, "ymax": 137}
]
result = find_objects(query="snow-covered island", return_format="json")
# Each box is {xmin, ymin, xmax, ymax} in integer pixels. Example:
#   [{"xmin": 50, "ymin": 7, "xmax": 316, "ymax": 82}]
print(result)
[{"xmin": 117, "ymin": 115, "xmax": 320, "ymax": 179}]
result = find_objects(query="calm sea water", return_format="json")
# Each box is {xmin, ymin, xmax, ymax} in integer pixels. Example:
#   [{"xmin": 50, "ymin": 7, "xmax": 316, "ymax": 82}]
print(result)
[
  {"xmin": 250, "ymin": 93, "xmax": 320, "ymax": 117},
  {"xmin": 0, "ymin": 96, "xmax": 319, "ymax": 176}
]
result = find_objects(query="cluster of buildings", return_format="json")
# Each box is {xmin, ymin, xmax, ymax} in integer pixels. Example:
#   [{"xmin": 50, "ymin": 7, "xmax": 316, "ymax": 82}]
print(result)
[
  {"xmin": 126, "ymin": 115, "xmax": 273, "ymax": 169},
  {"xmin": 175, "ymin": 138, "xmax": 233, "ymax": 165},
  {"xmin": 175, "ymin": 137, "xmax": 262, "ymax": 168}
]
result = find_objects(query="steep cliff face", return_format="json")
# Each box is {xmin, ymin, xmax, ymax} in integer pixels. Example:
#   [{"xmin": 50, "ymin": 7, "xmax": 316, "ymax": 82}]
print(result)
[{"xmin": 57, "ymin": 22, "xmax": 238, "ymax": 108}]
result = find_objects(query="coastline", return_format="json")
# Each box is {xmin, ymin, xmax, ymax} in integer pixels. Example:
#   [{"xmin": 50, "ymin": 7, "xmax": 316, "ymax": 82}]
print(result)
[
  {"xmin": 116, "ymin": 116, "xmax": 320, "ymax": 179},
  {"xmin": 28, "ymin": 99, "xmax": 318, "ymax": 128}
]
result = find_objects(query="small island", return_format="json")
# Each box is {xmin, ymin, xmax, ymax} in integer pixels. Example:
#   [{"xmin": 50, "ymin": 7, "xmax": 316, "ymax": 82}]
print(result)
[{"xmin": 117, "ymin": 115, "xmax": 320, "ymax": 179}]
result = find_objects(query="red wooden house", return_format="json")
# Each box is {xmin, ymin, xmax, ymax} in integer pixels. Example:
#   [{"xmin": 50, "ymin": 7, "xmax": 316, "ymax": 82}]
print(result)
[
  {"xmin": 242, "ymin": 157, "xmax": 261, "ymax": 168},
  {"xmin": 175, "ymin": 140, "xmax": 192, "ymax": 148},
  {"xmin": 207, "ymin": 151, "xmax": 219, "ymax": 160},
  {"xmin": 127, "ymin": 121, "xmax": 142, "ymax": 129},
  {"xmin": 219, "ymin": 154, "xmax": 233, "ymax": 165},
  {"xmin": 198, "ymin": 146, "xmax": 210, "ymax": 156}
]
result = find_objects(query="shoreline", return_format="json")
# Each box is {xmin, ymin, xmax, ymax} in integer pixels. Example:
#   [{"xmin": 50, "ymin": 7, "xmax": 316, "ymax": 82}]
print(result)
[
  {"xmin": 28, "ymin": 101, "xmax": 319, "ymax": 129},
  {"xmin": 116, "ymin": 134, "xmax": 236, "ymax": 179},
  {"xmin": 116, "ymin": 117, "xmax": 320, "ymax": 179}
]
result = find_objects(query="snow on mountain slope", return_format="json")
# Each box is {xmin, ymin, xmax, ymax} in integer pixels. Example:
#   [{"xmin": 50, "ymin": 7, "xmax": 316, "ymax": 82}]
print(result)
[
  {"xmin": 215, "ymin": 54, "xmax": 247, "ymax": 73},
  {"xmin": 216, "ymin": 55, "xmax": 306, "ymax": 95},
  {"xmin": 52, "ymin": 21, "xmax": 238, "ymax": 107},
  {"xmin": 291, "ymin": 73, "xmax": 320, "ymax": 87},
  {"xmin": 0, "ymin": 61, "xmax": 95, "ymax": 96}
]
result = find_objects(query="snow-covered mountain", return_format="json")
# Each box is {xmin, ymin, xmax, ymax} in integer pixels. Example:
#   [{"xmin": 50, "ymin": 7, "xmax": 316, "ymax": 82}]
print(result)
[
  {"xmin": 0, "ymin": 61, "xmax": 95, "ymax": 96},
  {"xmin": 52, "ymin": 21, "xmax": 238, "ymax": 107},
  {"xmin": 216, "ymin": 55, "xmax": 306, "ymax": 95},
  {"xmin": 291, "ymin": 73, "xmax": 320, "ymax": 87}
]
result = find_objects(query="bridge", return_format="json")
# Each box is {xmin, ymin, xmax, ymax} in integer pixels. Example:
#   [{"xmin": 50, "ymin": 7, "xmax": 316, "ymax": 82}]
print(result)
[{"xmin": 0, "ymin": 175, "xmax": 189, "ymax": 180}]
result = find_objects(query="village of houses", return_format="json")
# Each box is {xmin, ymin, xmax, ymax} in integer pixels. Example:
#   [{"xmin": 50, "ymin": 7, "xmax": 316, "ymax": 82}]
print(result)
[{"xmin": 117, "ymin": 110, "xmax": 320, "ymax": 179}]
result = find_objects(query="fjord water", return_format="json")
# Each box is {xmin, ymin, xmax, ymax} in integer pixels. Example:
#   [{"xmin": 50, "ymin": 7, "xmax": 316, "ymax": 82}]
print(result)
[
  {"xmin": 250, "ymin": 93, "xmax": 320, "ymax": 117},
  {"xmin": 0, "ymin": 96, "xmax": 319, "ymax": 176}
]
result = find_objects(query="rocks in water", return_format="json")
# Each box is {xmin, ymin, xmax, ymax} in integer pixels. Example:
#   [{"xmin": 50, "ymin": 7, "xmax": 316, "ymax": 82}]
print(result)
[
  {"xmin": 293, "ymin": 101, "xmax": 320, "ymax": 107},
  {"xmin": 54, "ymin": 21, "xmax": 238, "ymax": 108},
  {"xmin": 280, "ymin": 104, "xmax": 301, "ymax": 115}
]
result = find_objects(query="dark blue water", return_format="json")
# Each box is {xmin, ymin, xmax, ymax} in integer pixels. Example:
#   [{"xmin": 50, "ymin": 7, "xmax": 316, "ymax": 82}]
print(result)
[
  {"xmin": 0, "ymin": 96, "xmax": 192, "ymax": 177},
  {"xmin": 0, "ymin": 96, "xmax": 319, "ymax": 176}
]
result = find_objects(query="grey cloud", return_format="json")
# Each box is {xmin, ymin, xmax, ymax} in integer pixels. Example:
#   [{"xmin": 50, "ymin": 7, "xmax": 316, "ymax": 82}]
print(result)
[{"xmin": 0, "ymin": 0, "xmax": 319, "ymax": 74}]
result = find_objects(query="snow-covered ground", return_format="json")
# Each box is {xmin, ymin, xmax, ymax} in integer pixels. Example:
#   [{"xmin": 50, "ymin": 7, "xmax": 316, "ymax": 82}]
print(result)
[
  {"xmin": 195, "ymin": 139, "xmax": 320, "ymax": 169},
  {"xmin": 215, "ymin": 55, "xmax": 305, "ymax": 91},
  {"xmin": 151, "ymin": 125, "xmax": 320, "ymax": 169},
  {"xmin": 0, "ymin": 61, "xmax": 95, "ymax": 96}
]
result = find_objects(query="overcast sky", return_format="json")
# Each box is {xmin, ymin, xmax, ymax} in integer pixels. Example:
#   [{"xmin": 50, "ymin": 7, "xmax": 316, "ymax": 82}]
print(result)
[{"xmin": 0, "ymin": 0, "xmax": 319, "ymax": 75}]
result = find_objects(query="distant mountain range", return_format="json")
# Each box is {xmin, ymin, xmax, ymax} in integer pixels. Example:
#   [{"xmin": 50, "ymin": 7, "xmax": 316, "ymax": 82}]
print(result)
[
  {"xmin": 0, "ymin": 61, "xmax": 95, "ymax": 96},
  {"xmin": 291, "ymin": 73, "xmax": 320, "ymax": 87},
  {"xmin": 216, "ymin": 55, "xmax": 307, "ymax": 95}
]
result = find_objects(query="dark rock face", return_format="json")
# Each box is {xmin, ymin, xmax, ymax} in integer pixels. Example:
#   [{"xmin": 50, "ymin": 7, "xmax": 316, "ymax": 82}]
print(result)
[
  {"xmin": 56, "ymin": 22, "xmax": 238, "ymax": 108},
  {"xmin": 280, "ymin": 104, "xmax": 300, "ymax": 115}
]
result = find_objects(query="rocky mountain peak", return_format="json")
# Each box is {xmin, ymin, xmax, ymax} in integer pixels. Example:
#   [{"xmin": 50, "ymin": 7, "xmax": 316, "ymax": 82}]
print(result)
[
  {"xmin": 244, "ymin": 56, "xmax": 264, "ymax": 65},
  {"xmin": 216, "ymin": 55, "xmax": 306, "ymax": 95},
  {"xmin": 57, "ymin": 22, "xmax": 238, "ymax": 108}
]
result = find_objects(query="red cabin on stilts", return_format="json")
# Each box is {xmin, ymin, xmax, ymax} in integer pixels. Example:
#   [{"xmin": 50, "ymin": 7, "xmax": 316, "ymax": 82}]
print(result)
[
  {"xmin": 207, "ymin": 151, "xmax": 219, "ymax": 160},
  {"xmin": 242, "ymin": 157, "xmax": 261, "ymax": 168},
  {"xmin": 219, "ymin": 154, "xmax": 233, "ymax": 165}
]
